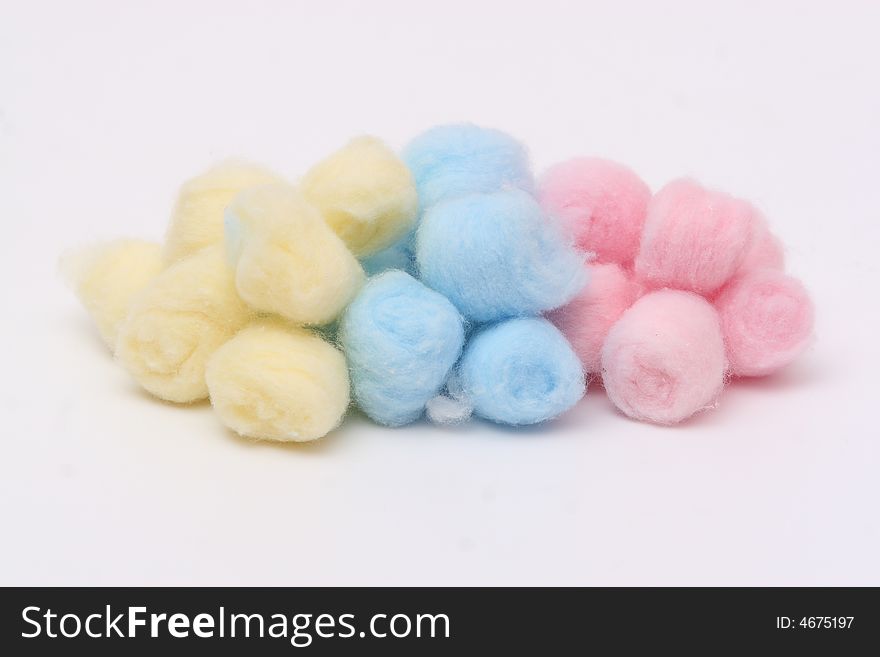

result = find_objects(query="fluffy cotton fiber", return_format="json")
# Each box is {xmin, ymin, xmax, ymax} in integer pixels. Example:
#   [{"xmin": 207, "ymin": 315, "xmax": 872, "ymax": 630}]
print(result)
[
  {"xmin": 61, "ymin": 239, "xmax": 164, "ymax": 349},
  {"xmin": 301, "ymin": 136, "xmax": 418, "ymax": 256},
  {"xmin": 403, "ymin": 123, "xmax": 533, "ymax": 209},
  {"xmin": 360, "ymin": 237, "xmax": 416, "ymax": 277},
  {"xmin": 635, "ymin": 178, "xmax": 758, "ymax": 296},
  {"xmin": 601, "ymin": 289, "xmax": 726, "ymax": 425},
  {"xmin": 115, "ymin": 245, "xmax": 251, "ymax": 403},
  {"xmin": 539, "ymin": 157, "xmax": 651, "ymax": 266},
  {"xmin": 549, "ymin": 263, "xmax": 641, "ymax": 373},
  {"xmin": 163, "ymin": 160, "xmax": 284, "ymax": 264},
  {"xmin": 715, "ymin": 270, "xmax": 813, "ymax": 377},
  {"xmin": 456, "ymin": 318, "xmax": 585, "ymax": 425},
  {"xmin": 339, "ymin": 270, "xmax": 465, "ymax": 426},
  {"xmin": 737, "ymin": 217, "xmax": 785, "ymax": 275},
  {"xmin": 225, "ymin": 183, "xmax": 364, "ymax": 325},
  {"xmin": 206, "ymin": 321, "xmax": 349, "ymax": 441},
  {"xmin": 417, "ymin": 189, "xmax": 586, "ymax": 322},
  {"xmin": 425, "ymin": 391, "xmax": 474, "ymax": 425}
]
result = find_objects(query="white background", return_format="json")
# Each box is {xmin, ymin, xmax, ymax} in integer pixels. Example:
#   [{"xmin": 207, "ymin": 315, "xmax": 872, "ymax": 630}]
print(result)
[{"xmin": 1, "ymin": 0, "xmax": 878, "ymax": 585}]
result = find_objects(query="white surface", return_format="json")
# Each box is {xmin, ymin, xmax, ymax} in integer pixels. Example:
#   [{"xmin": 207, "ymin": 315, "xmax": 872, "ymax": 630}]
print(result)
[{"xmin": 1, "ymin": 0, "xmax": 878, "ymax": 586}]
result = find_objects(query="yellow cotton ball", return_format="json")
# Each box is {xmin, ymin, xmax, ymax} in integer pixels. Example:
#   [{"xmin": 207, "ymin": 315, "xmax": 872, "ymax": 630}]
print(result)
[
  {"xmin": 116, "ymin": 245, "xmax": 251, "ymax": 403},
  {"xmin": 164, "ymin": 160, "xmax": 284, "ymax": 264},
  {"xmin": 226, "ymin": 183, "xmax": 365, "ymax": 325},
  {"xmin": 61, "ymin": 239, "xmax": 164, "ymax": 350},
  {"xmin": 301, "ymin": 136, "xmax": 418, "ymax": 256},
  {"xmin": 206, "ymin": 321, "xmax": 350, "ymax": 442}
]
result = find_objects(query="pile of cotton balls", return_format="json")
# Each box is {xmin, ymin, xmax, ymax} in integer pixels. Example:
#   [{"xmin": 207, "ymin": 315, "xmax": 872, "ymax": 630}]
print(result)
[{"xmin": 64, "ymin": 124, "xmax": 814, "ymax": 441}]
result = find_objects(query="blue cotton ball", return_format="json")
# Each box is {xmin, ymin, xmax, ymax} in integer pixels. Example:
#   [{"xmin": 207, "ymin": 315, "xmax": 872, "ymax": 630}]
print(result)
[
  {"xmin": 403, "ymin": 123, "xmax": 533, "ymax": 209},
  {"xmin": 416, "ymin": 189, "xmax": 587, "ymax": 322},
  {"xmin": 339, "ymin": 270, "xmax": 465, "ymax": 426},
  {"xmin": 456, "ymin": 317, "xmax": 586, "ymax": 426}
]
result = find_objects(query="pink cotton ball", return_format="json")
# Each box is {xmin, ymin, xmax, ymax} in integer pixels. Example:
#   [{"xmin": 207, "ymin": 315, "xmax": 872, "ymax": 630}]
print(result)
[
  {"xmin": 538, "ymin": 158, "xmax": 651, "ymax": 266},
  {"xmin": 601, "ymin": 289, "xmax": 726, "ymax": 425},
  {"xmin": 715, "ymin": 270, "xmax": 814, "ymax": 377},
  {"xmin": 635, "ymin": 178, "xmax": 759, "ymax": 296},
  {"xmin": 549, "ymin": 263, "xmax": 641, "ymax": 373},
  {"xmin": 736, "ymin": 216, "xmax": 785, "ymax": 274}
]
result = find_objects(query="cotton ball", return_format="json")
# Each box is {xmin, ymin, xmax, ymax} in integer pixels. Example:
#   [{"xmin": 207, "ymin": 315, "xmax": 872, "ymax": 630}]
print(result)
[
  {"xmin": 715, "ymin": 270, "xmax": 813, "ymax": 377},
  {"xmin": 538, "ymin": 158, "xmax": 651, "ymax": 266},
  {"xmin": 416, "ymin": 189, "xmax": 586, "ymax": 322},
  {"xmin": 61, "ymin": 240, "xmax": 163, "ymax": 350},
  {"xmin": 635, "ymin": 179, "xmax": 758, "ymax": 296},
  {"xmin": 403, "ymin": 123, "xmax": 533, "ymax": 208},
  {"xmin": 737, "ymin": 217, "xmax": 785, "ymax": 274},
  {"xmin": 164, "ymin": 160, "xmax": 284, "ymax": 264},
  {"xmin": 300, "ymin": 136, "xmax": 418, "ymax": 256},
  {"xmin": 225, "ymin": 183, "xmax": 365, "ymax": 325},
  {"xmin": 457, "ymin": 317, "xmax": 586, "ymax": 426},
  {"xmin": 206, "ymin": 321, "xmax": 349, "ymax": 442},
  {"xmin": 339, "ymin": 270, "xmax": 465, "ymax": 426},
  {"xmin": 115, "ymin": 245, "xmax": 250, "ymax": 403},
  {"xmin": 549, "ymin": 263, "xmax": 641, "ymax": 373},
  {"xmin": 601, "ymin": 289, "xmax": 726, "ymax": 425}
]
